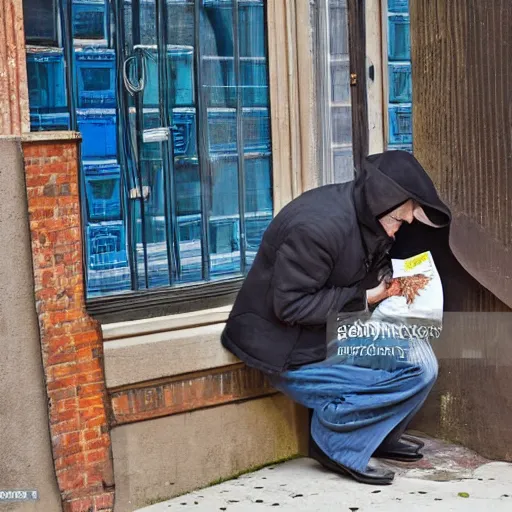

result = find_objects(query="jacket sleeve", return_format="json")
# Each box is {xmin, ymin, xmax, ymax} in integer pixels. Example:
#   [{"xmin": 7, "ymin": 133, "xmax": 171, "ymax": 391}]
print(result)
[{"xmin": 272, "ymin": 227, "xmax": 362, "ymax": 326}]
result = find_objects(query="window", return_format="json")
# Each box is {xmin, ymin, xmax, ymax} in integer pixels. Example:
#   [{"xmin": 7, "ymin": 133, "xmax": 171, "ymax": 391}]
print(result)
[
  {"xmin": 23, "ymin": 0, "xmax": 273, "ymax": 318},
  {"xmin": 385, "ymin": 0, "xmax": 413, "ymax": 151},
  {"xmin": 24, "ymin": 0, "xmax": 59, "ymax": 46},
  {"xmin": 312, "ymin": 0, "xmax": 362, "ymax": 184}
]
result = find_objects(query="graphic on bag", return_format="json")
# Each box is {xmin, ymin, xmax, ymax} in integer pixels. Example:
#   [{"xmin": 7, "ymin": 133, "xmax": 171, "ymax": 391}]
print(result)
[
  {"xmin": 387, "ymin": 273, "xmax": 431, "ymax": 304},
  {"xmin": 323, "ymin": 251, "xmax": 443, "ymax": 371}
]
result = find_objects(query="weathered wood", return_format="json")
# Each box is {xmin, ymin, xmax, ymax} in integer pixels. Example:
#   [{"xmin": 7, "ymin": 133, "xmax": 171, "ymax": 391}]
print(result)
[
  {"xmin": 410, "ymin": 1, "xmax": 512, "ymax": 460},
  {"xmin": 348, "ymin": 0, "xmax": 369, "ymax": 171},
  {"xmin": 410, "ymin": 0, "xmax": 512, "ymax": 307}
]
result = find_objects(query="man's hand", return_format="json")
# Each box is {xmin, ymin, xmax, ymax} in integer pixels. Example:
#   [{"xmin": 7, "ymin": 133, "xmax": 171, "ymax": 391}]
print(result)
[{"xmin": 366, "ymin": 281, "xmax": 389, "ymax": 305}]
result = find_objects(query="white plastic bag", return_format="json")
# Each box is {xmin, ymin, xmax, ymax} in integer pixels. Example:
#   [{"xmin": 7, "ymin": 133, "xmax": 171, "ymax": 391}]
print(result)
[
  {"xmin": 373, "ymin": 251, "xmax": 443, "ymax": 322},
  {"xmin": 324, "ymin": 251, "xmax": 443, "ymax": 370}
]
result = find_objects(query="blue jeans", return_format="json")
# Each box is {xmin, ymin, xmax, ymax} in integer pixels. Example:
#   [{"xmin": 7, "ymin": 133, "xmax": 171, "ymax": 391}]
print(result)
[{"xmin": 268, "ymin": 338, "xmax": 438, "ymax": 472}]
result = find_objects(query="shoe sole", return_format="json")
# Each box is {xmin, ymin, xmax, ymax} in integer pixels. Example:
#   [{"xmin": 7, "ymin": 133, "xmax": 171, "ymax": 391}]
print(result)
[
  {"xmin": 402, "ymin": 434, "xmax": 425, "ymax": 450},
  {"xmin": 373, "ymin": 452, "xmax": 423, "ymax": 463}
]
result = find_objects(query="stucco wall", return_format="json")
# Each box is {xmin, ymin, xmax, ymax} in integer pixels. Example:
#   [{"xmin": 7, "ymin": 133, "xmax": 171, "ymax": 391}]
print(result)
[
  {"xmin": 0, "ymin": 138, "xmax": 61, "ymax": 511},
  {"xmin": 111, "ymin": 395, "xmax": 308, "ymax": 512}
]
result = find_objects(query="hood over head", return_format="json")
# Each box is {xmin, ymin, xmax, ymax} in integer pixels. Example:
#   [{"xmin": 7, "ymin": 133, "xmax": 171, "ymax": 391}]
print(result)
[{"xmin": 353, "ymin": 150, "xmax": 451, "ymax": 260}]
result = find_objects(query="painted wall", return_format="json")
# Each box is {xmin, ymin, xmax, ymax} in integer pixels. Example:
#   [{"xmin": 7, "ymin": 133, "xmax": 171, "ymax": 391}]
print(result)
[{"xmin": 0, "ymin": 138, "xmax": 61, "ymax": 511}]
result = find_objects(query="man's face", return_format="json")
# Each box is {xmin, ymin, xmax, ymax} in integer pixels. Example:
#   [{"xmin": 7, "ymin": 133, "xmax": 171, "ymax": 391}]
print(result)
[{"xmin": 378, "ymin": 199, "xmax": 415, "ymax": 238}]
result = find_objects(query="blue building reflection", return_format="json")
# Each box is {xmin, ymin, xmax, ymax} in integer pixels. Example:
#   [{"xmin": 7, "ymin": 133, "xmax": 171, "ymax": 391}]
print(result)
[
  {"xmin": 387, "ymin": 0, "xmax": 412, "ymax": 151},
  {"xmin": 25, "ymin": 0, "xmax": 273, "ymax": 297}
]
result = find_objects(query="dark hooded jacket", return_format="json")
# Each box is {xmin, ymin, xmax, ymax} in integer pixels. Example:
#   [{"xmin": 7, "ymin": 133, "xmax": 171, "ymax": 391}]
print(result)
[{"xmin": 221, "ymin": 151, "xmax": 451, "ymax": 374}]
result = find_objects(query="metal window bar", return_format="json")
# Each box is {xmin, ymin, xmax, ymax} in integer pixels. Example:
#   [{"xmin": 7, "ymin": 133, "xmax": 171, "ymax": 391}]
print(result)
[
  {"xmin": 194, "ymin": 0, "xmax": 212, "ymax": 281},
  {"xmin": 156, "ymin": 0, "xmax": 181, "ymax": 283},
  {"xmin": 130, "ymin": 0, "xmax": 151, "ymax": 289},
  {"xmin": 113, "ymin": 0, "xmax": 140, "ymax": 290},
  {"xmin": 59, "ymin": 0, "xmax": 77, "ymax": 129},
  {"xmin": 233, "ymin": 0, "xmax": 247, "ymax": 275}
]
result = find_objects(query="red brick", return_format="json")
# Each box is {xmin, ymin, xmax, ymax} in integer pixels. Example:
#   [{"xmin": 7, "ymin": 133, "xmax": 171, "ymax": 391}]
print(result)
[
  {"xmin": 56, "ymin": 398, "xmax": 78, "ymax": 413},
  {"xmin": 83, "ymin": 428, "xmax": 100, "ymax": 442},
  {"xmin": 45, "ymin": 325, "xmax": 70, "ymax": 338},
  {"xmin": 36, "ymin": 287, "xmax": 58, "ymax": 301},
  {"xmin": 55, "ymin": 173, "xmax": 72, "ymax": 184},
  {"xmin": 55, "ymin": 451, "xmax": 85, "ymax": 477},
  {"xmin": 85, "ymin": 436, "xmax": 111, "ymax": 451},
  {"xmin": 49, "ymin": 387, "xmax": 77, "ymax": 402},
  {"xmin": 54, "ymin": 441, "xmax": 82, "ymax": 459},
  {"xmin": 79, "ymin": 383, "xmax": 106, "ymax": 398},
  {"xmin": 50, "ymin": 363, "xmax": 78, "ymax": 381},
  {"xmin": 78, "ymin": 395, "xmax": 105, "ymax": 409},
  {"xmin": 47, "ymin": 350, "xmax": 77, "ymax": 367},
  {"xmin": 47, "ymin": 376, "xmax": 78, "ymax": 392},
  {"xmin": 79, "ymin": 407, "xmax": 105, "ymax": 423},
  {"xmin": 30, "ymin": 207, "xmax": 56, "ymax": 221},
  {"xmin": 111, "ymin": 394, "xmax": 130, "ymax": 415},
  {"xmin": 94, "ymin": 492, "xmax": 114, "ymax": 510},
  {"xmin": 75, "ymin": 360, "xmax": 102, "ymax": 375},
  {"xmin": 85, "ymin": 449, "xmax": 108, "ymax": 465},
  {"xmin": 86, "ymin": 473, "xmax": 106, "ymax": 492},
  {"xmin": 55, "ymin": 452, "xmax": 86, "ymax": 472},
  {"xmin": 58, "ymin": 469, "xmax": 85, "ymax": 492},
  {"xmin": 22, "ymin": 140, "xmax": 113, "ymax": 505},
  {"xmin": 50, "ymin": 407, "xmax": 78, "ymax": 425},
  {"xmin": 77, "ymin": 370, "xmax": 103, "ymax": 386},
  {"xmin": 65, "ymin": 497, "xmax": 94, "ymax": 512},
  {"xmin": 27, "ymin": 174, "xmax": 53, "ymax": 187},
  {"xmin": 83, "ymin": 415, "xmax": 108, "ymax": 429},
  {"xmin": 39, "ymin": 161, "xmax": 70, "ymax": 176},
  {"xmin": 44, "ymin": 144, "xmax": 66, "ymax": 158},
  {"xmin": 28, "ymin": 196, "xmax": 56, "ymax": 209},
  {"xmin": 41, "ymin": 297, "xmax": 72, "ymax": 314},
  {"xmin": 48, "ymin": 311, "xmax": 68, "ymax": 325},
  {"xmin": 73, "ymin": 330, "xmax": 99, "ymax": 344},
  {"xmin": 58, "ymin": 195, "xmax": 79, "ymax": 205},
  {"xmin": 75, "ymin": 346, "xmax": 93, "ymax": 362},
  {"xmin": 52, "ymin": 417, "xmax": 80, "ymax": 436},
  {"xmin": 58, "ymin": 431, "xmax": 80, "ymax": 446}
]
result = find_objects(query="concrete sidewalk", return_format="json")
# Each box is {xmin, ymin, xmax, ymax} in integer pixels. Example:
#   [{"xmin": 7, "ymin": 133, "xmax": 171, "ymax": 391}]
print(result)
[{"xmin": 137, "ymin": 435, "xmax": 512, "ymax": 511}]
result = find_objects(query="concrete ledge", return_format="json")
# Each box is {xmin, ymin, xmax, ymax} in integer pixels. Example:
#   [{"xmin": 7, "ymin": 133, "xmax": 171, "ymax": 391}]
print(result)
[
  {"xmin": 21, "ymin": 131, "xmax": 81, "ymax": 142},
  {"xmin": 103, "ymin": 322, "xmax": 238, "ymax": 389},
  {"xmin": 102, "ymin": 306, "xmax": 231, "ymax": 341}
]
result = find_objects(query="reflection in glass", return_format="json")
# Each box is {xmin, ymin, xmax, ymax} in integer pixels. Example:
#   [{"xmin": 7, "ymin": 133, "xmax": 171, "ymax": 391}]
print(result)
[
  {"xmin": 24, "ymin": 0, "xmax": 273, "ymax": 298},
  {"xmin": 27, "ymin": 47, "xmax": 70, "ymax": 131},
  {"xmin": 388, "ymin": 14, "xmax": 410, "ymax": 61}
]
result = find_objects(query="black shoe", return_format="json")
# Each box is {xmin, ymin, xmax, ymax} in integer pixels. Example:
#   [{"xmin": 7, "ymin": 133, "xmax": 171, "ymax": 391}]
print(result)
[
  {"xmin": 373, "ymin": 439, "xmax": 423, "ymax": 462},
  {"xmin": 309, "ymin": 435, "xmax": 395, "ymax": 485},
  {"xmin": 401, "ymin": 434, "xmax": 425, "ymax": 450}
]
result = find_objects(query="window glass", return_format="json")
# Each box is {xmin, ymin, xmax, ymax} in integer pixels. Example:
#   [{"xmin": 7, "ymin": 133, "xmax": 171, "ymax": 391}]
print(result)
[
  {"xmin": 23, "ymin": 0, "xmax": 273, "ymax": 299},
  {"xmin": 386, "ymin": 0, "xmax": 413, "ymax": 152}
]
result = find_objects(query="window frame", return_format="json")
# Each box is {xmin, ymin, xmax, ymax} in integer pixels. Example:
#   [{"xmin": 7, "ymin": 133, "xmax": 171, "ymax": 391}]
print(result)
[{"xmin": 82, "ymin": 0, "xmax": 274, "ymax": 321}]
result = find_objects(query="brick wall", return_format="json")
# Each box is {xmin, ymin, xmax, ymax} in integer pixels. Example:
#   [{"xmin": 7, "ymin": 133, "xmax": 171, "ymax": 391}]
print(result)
[
  {"xmin": 110, "ymin": 364, "xmax": 277, "ymax": 426},
  {"xmin": 23, "ymin": 137, "xmax": 114, "ymax": 512}
]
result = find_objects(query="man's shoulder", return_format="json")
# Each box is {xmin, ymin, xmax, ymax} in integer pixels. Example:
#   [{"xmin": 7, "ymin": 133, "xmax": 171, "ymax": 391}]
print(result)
[{"xmin": 266, "ymin": 183, "xmax": 358, "ymax": 246}]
